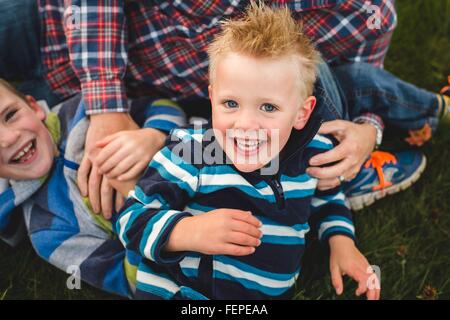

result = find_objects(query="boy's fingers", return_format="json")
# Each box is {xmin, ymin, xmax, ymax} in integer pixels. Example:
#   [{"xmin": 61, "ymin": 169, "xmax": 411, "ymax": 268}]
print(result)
[
  {"xmin": 355, "ymin": 271, "xmax": 369, "ymax": 297},
  {"xmin": 88, "ymin": 165, "xmax": 102, "ymax": 214},
  {"xmin": 77, "ymin": 154, "xmax": 91, "ymax": 197},
  {"xmin": 231, "ymin": 220, "xmax": 263, "ymax": 239},
  {"xmin": 367, "ymin": 288, "xmax": 380, "ymax": 300},
  {"xmin": 115, "ymin": 193, "xmax": 125, "ymax": 213},
  {"xmin": 331, "ymin": 266, "xmax": 344, "ymax": 295},
  {"xmin": 95, "ymin": 141, "xmax": 121, "ymax": 170},
  {"xmin": 105, "ymin": 155, "xmax": 136, "ymax": 178},
  {"xmin": 227, "ymin": 231, "xmax": 261, "ymax": 247},
  {"xmin": 229, "ymin": 210, "xmax": 262, "ymax": 227},
  {"xmin": 118, "ymin": 162, "xmax": 145, "ymax": 181},
  {"xmin": 100, "ymin": 178, "xmax": 113, "ymax": 220},
  {"xmin": 223, "ymin": 244, "xmax": 256, "ymax": 256}
]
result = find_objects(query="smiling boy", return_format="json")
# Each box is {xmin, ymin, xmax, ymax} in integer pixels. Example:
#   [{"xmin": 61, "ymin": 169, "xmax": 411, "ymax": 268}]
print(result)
[
  {"xmin": 0, "ymin": 78, "xmax": 186, "ymax": 297},
  {"xmin": 116, "ymin": 3, "xmax": 379, "ymax": 300},
  {"xmin": 0, "ymin": 80, "xmax": 56, "ymax": 180}
]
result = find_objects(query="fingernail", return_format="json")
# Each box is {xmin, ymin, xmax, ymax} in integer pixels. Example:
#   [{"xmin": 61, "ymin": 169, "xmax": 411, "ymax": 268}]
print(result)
[{"xmin": 257, "ymin": 239, "xmax": 261, "ymax": 246}]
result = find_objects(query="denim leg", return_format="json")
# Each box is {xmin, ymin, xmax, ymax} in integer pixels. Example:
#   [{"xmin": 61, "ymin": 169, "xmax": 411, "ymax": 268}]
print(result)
[
  {"xmin": 0, "ymin": 0, "xmax": 41, "ymax": 80},
  {"xmin": 0, "ymin": 0, "xmax": 62, "ymax": 106},
  {"xmin": 313, "ymin": 60, "xmax": 349, "ymax": 122},
  {"xmin": 331, "ymin": 62, "xmax": 440, "ymax": 132}
]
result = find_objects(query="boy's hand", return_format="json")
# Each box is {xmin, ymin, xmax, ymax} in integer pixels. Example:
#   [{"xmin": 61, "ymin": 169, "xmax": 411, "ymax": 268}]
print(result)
[
  {"xmin": 329, "ymin": 235, "xmax": 380, "ymax": 300},
  {"xmin": 78, "ymin": 113, "xmax": 139, "ymax": 215},
  {"xmin": 165, "ymin": 209, "xmax": 263, "ymax": 256},
  {"xmin": 94, "ymin": 128, "xmax": 166, "ymax": 181}
]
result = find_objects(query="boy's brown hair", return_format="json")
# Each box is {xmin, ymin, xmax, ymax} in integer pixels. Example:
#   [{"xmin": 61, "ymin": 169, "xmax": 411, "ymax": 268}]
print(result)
[
  {"xmin": 208, "ymin": 1, "xmax": 319, "ymax": 99},
  {"xmin": 0, "ymin": 78, "xmax": 28, "ymax": 102}
]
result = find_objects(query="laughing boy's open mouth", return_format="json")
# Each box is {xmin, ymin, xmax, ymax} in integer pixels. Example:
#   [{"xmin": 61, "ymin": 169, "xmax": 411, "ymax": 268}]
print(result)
[{"xmin": 10, "ymin": 139, "xmax": 37, "ymax": 164}]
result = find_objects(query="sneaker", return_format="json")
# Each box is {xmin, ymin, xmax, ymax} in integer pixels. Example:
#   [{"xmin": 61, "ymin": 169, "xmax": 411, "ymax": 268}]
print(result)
[
  {"xmin": 343, "ymin": 150, "xmax": 427, "ymax": 211},
  {"xmin": 439, "ymin": 75, "xmax": 450, "ymax": 122}
]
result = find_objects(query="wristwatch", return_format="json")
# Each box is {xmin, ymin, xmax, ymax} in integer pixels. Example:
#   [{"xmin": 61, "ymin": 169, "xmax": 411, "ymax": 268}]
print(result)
[{"xmin": 353, "ymin": 113, "xmax": 384, "ymax": 149}]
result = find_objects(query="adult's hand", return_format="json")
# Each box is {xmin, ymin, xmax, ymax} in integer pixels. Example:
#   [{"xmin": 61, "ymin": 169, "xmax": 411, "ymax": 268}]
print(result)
[
  {"xmin": 77, "ymin": 112, "xmax": 139, "ymax": 217},
  {"xmin": 306, "ymin": 120, "xmax": 376, "ymax": 190}
]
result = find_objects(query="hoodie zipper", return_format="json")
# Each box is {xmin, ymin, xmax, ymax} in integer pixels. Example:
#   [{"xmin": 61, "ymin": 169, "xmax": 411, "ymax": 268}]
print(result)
[
  {"xmin": 265, "ymin": 118, "xmax": 324, "ymax": 211},
  {"xmin": 268, "ymin": 176, "xmax": 285, "ymax": 210}
]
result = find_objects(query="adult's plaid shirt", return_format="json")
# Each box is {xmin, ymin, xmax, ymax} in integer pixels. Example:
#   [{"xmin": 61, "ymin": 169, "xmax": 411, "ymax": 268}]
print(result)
[{"xmin": 39, "ymin": 0, "xmax": 397, "ymax": 115}]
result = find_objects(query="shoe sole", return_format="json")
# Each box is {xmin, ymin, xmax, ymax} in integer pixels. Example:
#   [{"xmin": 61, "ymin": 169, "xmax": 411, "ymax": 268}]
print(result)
[{"xmin": 347, "ymin": 155, "xmax": 427, "ymax": 211}]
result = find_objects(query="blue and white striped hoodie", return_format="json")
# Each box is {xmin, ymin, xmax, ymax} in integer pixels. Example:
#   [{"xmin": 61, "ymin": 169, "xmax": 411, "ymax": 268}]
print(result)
[
  {"xmin": 116, "ymin": 112, "xmax": 355, "ymax": 300},
  {"xmin": 0, "ymin": 94, "xmax": 186, "ymax": 297}
]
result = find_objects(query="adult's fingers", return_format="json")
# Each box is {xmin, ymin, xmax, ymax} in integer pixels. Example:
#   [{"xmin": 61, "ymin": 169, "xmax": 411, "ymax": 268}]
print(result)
[
  {"xmin": 307, "ymin": 158, "xmax": 351, "ymax": 180},
  {"xmin": 316, "ymin": 177, "xmax": 341, "ymax": 191},
  {"xmin": 95, "ymin": 132, "xmax": 120, "ymax": 148},
  {"xmin": 78, "ymin": 154, "xmax": 91, "ymax": 197},
  {"xmin": 309, "ymin": 143, "xmax": 347, "ymax": 167},
  {"xmin": 318, "ymin": 120, "xmax": 348, "ymax": 137}
]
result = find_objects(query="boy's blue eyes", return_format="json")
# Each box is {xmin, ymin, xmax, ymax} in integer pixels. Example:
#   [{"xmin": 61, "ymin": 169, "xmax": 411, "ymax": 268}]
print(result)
[
  {"xmin": 225, "ymin": 100, "xmax": 238, "ymax": 108},
  {"xmin": 261, "ymin": 103, "xmax": 276, "ymax": 112},
  {"xmin": 223, "ymin": 101, "xmax": 277, "ymax": 112}
]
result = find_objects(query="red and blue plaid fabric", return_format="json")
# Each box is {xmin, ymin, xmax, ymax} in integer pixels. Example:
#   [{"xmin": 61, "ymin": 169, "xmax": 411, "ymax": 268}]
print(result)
[{"xmin": 39, "ymin": 0, "xmax": 397, "ymax": 115}]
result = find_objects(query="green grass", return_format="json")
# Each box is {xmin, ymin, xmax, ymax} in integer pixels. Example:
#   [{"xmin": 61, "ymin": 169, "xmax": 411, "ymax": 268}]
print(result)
[{"xmin": 1, "ymin": 0, "xmax": 449, "ymax": 300}]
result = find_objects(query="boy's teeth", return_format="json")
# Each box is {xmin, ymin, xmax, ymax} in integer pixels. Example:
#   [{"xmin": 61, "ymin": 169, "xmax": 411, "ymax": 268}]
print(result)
[
  {"xmin": 236, "ymin": 139, "xmax": 260, "ymax": 151},
  {"xmin": 13, "ymin": 142, "xmax": 34, "ymax": 162}
]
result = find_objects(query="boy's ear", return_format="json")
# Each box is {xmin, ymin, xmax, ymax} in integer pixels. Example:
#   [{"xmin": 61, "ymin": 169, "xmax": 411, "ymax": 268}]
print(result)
[
  {"xmin": 25, "ymin": 95, "xmax": 46, "ymax": 121},
  {"xmin": 208, "ymin": 85, "xmax": 215, "ymax": 111},
  {"xmin": 293, "ymin": 96, "xmax": 316, "ymax": 130},
  {"xmin": 208, "ymin": 85, "xmax": 213, "ymax": 101}
]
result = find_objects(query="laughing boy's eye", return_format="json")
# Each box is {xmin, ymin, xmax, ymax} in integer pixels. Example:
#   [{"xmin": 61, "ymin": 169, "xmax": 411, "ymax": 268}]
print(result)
[
  {"xmin": 261, "ymin": 103, "xmax": 277, "ymax": 113},
  {"xmin": 224, "ymin": 100, "xmax": 238, "ymax": 108},
  {"xmin": 5, "ymin": 109, "xmax": 18, "ymax": 122}
]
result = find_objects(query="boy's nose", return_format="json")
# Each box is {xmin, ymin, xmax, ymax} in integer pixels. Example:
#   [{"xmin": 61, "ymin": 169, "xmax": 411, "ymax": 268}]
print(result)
[
  {"xmin": 0, "ymin": 128, "xmax": 21, "ymax": 149},
  {"xmin": 234, "ymin": 110, "xmax": 260, "ymax": 131}
]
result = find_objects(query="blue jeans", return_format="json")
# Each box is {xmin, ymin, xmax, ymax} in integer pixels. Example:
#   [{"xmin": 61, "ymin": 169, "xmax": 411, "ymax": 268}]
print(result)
[
  {"xmin": 315, "ymin": 60, "xmax": 441, "ymax": 132},
  {"xmin": 0, "ymin": 0, "xmax": 62, "ymax": 106}
]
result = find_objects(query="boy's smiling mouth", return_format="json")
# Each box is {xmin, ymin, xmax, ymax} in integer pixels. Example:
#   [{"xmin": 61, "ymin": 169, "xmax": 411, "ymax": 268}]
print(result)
[
  {"xmin": 234, "ymin": 137, "xmax": 267, "ymax": 155},
  {"xmin": 10, "ymin": 139, "xmax": 37, "ymax": 165}
]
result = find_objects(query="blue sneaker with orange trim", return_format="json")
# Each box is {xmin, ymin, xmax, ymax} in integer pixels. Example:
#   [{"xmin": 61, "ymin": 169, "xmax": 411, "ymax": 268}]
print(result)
[
  {"xmin": 343, "ymin": 150, "xmax": 427, "ymax": 211},
  {"xmin": 439, "ymin": 75, "xmax": 450, "ymax": 122}
]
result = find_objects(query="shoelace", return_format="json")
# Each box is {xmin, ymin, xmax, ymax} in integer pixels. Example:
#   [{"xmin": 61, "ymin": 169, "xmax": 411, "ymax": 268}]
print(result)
[
  {"xmin": 364, "ymin": 151, "xmax": 397, "ymax": 191},
  {"xmin": 439, "ymin": 75, "xmax": 450, "ymax": 95},
  {"xmin": 405, "ymin": 123, "xmax": 432, "ymax": 146}
]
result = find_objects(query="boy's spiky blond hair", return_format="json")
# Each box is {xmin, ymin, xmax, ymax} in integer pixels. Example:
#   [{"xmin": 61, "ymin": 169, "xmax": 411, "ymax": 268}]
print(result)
[{"xmin": 208, "ymin": 1, "xmax": 319, "ymax": 99}]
